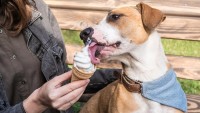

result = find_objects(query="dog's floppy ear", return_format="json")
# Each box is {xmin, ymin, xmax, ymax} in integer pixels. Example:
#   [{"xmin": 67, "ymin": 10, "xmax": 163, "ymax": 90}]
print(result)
[{"xmin": 136, "ymin": 2, "xmax": 166, "ymax": 31}]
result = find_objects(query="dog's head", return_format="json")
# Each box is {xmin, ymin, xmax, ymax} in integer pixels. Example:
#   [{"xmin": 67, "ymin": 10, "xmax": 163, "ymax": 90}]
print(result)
[{"xmin": 80, "ymin": 2, "xmax": 166, "ymax": 64}]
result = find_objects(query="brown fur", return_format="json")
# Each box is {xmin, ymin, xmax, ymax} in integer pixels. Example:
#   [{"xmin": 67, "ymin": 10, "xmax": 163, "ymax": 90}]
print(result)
[
  {"xmin": 107, "ymin": 7, "xmax": 149, "ymax": 44},
  {"xmin": 80, "ymin": 80, "xmax": 139, "ymax": 113},
  {"xmin": 136, "ymin": 2, "xmax": 166, "ymax": 31}
]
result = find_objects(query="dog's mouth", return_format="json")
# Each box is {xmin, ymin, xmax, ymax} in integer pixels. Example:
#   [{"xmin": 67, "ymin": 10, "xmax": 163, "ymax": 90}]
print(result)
[{"xmin": 88, "ymin": 39, "xmax": 121, "ymax": 64}]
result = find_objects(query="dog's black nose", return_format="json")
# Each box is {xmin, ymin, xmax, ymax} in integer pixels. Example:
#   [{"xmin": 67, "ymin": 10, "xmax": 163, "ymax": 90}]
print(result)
[{"xmin": 80, "ymin": 27, "xmax": 94, "ymax": 44}]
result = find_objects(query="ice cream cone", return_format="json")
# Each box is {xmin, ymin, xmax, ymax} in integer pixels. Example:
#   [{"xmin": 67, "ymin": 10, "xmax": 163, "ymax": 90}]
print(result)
[{"xmin": 71, "ymin": 66, "xmax": 95, "ymax": 82}]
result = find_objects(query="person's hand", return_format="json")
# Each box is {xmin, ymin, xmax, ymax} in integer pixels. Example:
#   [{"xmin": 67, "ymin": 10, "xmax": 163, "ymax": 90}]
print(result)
[{"xmin": 23, "ymin": 71, "xmax": 89, "ymax": 112}]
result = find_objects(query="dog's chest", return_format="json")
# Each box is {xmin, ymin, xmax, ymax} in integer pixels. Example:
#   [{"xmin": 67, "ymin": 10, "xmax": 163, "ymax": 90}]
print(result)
[
  {"xmin": 93, "ymin": 81, "xmax": 138, "ymax": 113},
  {"xmin": 132, "ymin": 94, "xmax": 174, "ymax": 113},
  {"xmin": 110, "ymin": 81, "xmax": 174, "ymax": 113}
]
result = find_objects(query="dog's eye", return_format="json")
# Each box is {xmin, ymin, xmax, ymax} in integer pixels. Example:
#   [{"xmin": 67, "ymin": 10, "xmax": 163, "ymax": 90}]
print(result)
[
  {"xmin": 107, "ymin": 14, "xmax": 122, "ymax": 22},
  {"xmin": 111, "ymin": 14, "xmax": 120, "ymax": 20}
]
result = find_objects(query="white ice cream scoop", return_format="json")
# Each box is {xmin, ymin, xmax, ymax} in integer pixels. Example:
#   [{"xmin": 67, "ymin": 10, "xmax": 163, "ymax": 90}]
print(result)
[{"xmin": 73, "ymin": 45, "xmax": 95, "ymax": 73}]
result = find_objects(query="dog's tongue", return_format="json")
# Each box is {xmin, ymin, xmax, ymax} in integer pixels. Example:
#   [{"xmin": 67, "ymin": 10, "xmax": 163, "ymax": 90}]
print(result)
[
  {"xmin": 88, "ymin": 29, "xmax": 106, "ymax": 64},
  {"xmin": 88, "ymin": 42, "xmax": 100, "ymax": 64}
]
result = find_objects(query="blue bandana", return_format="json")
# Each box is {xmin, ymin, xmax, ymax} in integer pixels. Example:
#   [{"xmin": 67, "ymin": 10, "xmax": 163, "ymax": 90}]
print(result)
[{"xmin": 141, "ymin": 69, "xmax": 187, "ymax": 112}]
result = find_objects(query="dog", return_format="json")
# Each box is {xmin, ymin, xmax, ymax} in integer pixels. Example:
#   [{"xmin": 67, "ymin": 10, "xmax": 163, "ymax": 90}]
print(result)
[{"xmin": 79, "ymin": 2, "xmax": 187, "ymax": 113}]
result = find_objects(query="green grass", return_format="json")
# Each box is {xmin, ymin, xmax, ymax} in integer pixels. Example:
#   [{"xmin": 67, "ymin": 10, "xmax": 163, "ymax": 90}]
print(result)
[
  {"xmin": 178, "ymin": 78, "xmax": 200, "ymax": 94},
  {"xmin": 162, "ymin": 38, "xmax": 200, "ymax": 57},
  {"xmin": 62, "ymin": 30, "xmax": 83, "ymax": 45},
  {"xmin": 72, "ymin": 102, "xmax": 84, "ymax": 113}
]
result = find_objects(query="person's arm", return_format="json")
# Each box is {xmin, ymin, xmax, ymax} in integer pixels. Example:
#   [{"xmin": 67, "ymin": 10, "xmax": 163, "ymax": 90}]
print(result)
[
  {"xmin": 85, "ymin": 69, "xmax": 120, "ymax": 94},
  {"xmin": 46, "ymin": 1, "xmax": 70, "ymax": 72},
  {"xmin": 34, "ymin": 0, "xmax": 70, "ymax": 72}
]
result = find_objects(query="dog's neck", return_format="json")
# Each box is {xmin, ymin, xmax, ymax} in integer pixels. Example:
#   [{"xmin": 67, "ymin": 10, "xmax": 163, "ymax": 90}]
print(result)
[{"xmin": 122, "ymin": 31, "xmax": 168, "ymax": 82}]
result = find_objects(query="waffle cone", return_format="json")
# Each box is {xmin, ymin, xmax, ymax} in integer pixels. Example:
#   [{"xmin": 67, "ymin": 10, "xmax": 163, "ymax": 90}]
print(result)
[{"xmin": 71, "ymin": 66, "xmax": 95, "ymax": 82}]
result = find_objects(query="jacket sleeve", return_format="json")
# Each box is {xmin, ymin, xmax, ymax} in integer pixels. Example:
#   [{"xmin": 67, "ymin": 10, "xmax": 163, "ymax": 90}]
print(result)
[
  {"xmin": 35, "ymin": 0, "xmax": 70, "ymax": 72},
  {"xmin": 84, "ymin": 68, "xmax": 121, "ymax": 93},
  {"xmin": 47, "ymin": 6, "xmax": 70, "ymax": 72},
  {"xmin": 0, "ymin": 102, "xmax": 26, "ymax": 113}
]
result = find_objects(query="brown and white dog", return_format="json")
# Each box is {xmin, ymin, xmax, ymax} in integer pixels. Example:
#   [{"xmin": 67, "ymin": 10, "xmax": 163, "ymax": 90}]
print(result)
[{"xmin": 79, "ymin": 2, "xmax": 185, "ymax": 113}]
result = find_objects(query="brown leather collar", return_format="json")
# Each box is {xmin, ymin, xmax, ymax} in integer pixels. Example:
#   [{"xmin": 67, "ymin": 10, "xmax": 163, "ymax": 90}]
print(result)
[{"xmin": 114, "ymin": 71, "xmax": 142, "ymax": 93}]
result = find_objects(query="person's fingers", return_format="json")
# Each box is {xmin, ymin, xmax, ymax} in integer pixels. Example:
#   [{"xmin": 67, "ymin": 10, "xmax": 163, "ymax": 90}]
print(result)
[
  {"xmin": 51, "ymin": 71, "xmax": 72, "ymax": 86},
  {"xmin": 58, "ymin": 79, "xmax": 89, "ymax": 96},
  {"xmin": 52, "ymin": 83, "xmax": 87, "ymax": 109},
  {"xmin": 57, "ymin": 93, "xmax": 82, "ymax": 111},
  {"xmin": 56, "ymin": 84, "xmax": 87, "ymax": 110},
  {"xmin": 51, "ymin": 79, "xmax": 89, "ymax": 100}
]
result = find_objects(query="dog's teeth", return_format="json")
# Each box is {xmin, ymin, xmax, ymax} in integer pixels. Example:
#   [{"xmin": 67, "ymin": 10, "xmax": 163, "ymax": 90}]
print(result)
[{"xmin": 86, "ymin": 38, "xmax": 92, "ymax": 45}]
